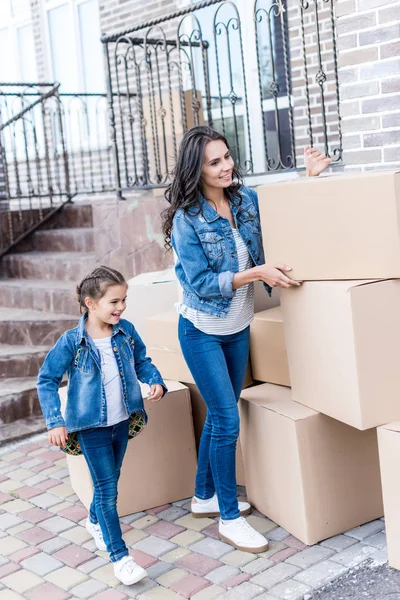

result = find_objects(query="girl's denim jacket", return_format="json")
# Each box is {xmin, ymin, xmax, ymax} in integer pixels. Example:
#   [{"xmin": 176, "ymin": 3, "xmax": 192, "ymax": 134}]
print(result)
[
  {"xmin": 171, "ymin": 185, "xmax": 271, "ymax": 318},
  {"xmin": 37, "ymin": 314, "xmax": 167, "ymax": 433}
]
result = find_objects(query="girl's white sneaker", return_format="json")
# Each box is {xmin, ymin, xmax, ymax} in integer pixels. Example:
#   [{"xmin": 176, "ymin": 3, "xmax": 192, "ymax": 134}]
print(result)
[
  {"xmin": 191, "ymin": 493, "xmax": 252, "ymax": 518},
  {"xmin": 219, "ymin": 516, "xmax": 269, "ymax": 553},
  {"xmin": 113, "ymin": 555, "xmax": 147, "ymax": 586},
  {"xmin": 85, "ymin": 519, "xmax": 107, "ymax": 552}
]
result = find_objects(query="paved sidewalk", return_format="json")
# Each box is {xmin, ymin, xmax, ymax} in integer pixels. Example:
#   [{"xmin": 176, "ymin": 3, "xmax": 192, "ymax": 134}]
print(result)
[{"xmin": 0, "ymin": 434, "xmax": 389, "ymax": 600}]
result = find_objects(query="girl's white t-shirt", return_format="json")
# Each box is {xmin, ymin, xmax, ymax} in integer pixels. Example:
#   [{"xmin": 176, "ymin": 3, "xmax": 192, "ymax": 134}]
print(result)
[{"xmin": 93, "ymin": 336, "xmax": 128, "ymax": 426}]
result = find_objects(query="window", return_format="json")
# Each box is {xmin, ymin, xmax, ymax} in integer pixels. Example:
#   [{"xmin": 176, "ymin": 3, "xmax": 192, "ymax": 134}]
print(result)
[{"xmin": 0, "ymin": 0, "xmax": 37, "ymax": 82}]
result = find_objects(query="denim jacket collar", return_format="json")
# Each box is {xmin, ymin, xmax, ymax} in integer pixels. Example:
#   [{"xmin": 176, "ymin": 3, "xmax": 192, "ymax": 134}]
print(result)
[
  {"xmin": 194, "ymin": 194, "xmax": 240, "ymax": 224},
  {"xmin": 75, "ymin": 313, "xmax": 128, "ymax": 345}
]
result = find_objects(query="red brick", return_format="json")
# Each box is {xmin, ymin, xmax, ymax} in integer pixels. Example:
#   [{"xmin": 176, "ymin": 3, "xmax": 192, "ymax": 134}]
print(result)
[
  {"xmin": 285, "ymin": 536, "xmax": 307, "ymax": 550},
  {"xmin": 0, "ymin": 492, "xmax": 12, "ymax": 504},
  {"xmin": 9, "ymin": 546, "xmax": 40, "ymax": 563},
  {"xmin": 224, "ymin": 572, "xmax": 252, "ymax": 588},
  {"xmin": 37, "ymin": 451, "xmax": 64, "ymax": 462},
  {"xmin": 53, "ymin": 543, "xmax": 96, "ymax": 567},
  {"xmin": 22, "ymin": 507, "xmax": 54, "ymax": 524},
  {"xmin": 170, "ymin": 574, "xmax": 210, "ymax": 598},
  {"xmin": 36, "ymin": 479, "xmax": 60, "ymax": 491},
  {"xmin": 14, "ymin": 486, "xmax": 44, "ymax": 500},
  {"xmin": 201, "ymin": 522, "xmax": 219, "ymax": 539},
  {"xmin": 145, "ymin": 521, "xmax": 185, "ymax": 539},
  {"xmin": 92, "ymin": 590, "xmax": 129, "ymax": 600},
  {"xmin": 16, "ymin": 526, "xmax": 55, "ymax": 545},
  {"xmin": 58, "ymin": 505, "xmax": 88, "ymax": 522},
  {"xmin": 0, "ymin": 562, "xmax": 21, "ymax": 578},
  {"xmin": 271, "ymin": 547, "xmax": 299, "ymax": 562},
  {"xmin": 25, "ymin": 582, "xmax": 70, "ymax": 600},
  {"xmin": 130, "ymin": 549, "xmax": 158, "ymax": 568},
  {"xmin": 31, "ymin": 462, "xmax": 53, "ymax": 473},
  {"xmin": 146, "ymin": 503, "xmax": 171, "ymax": 515},
  {"xmin": 176, "ymin": 552, "xmax": 222, "ymax": 577}
]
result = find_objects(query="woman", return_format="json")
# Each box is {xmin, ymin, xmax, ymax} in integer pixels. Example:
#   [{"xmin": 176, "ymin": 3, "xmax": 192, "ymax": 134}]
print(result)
[{"xmin": 162, "ymin": 126, "xmax": 330, "ymax": 552}]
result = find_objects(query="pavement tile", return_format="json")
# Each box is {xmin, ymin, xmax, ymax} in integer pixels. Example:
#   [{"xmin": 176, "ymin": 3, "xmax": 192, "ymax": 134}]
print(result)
[
  {"xmin": 174, "ymin": 514, "xmax": 215, "ymax": 532},
  {"xmin": 285, "ymin": 546, "xmax": 334, "ymax": 568},
  {"xmin": 45, "ymin": 565, "xmax": 89, "ymax": 590},
  {"xmin": 24, "ymin": 582, "xmax": 71, "ymax": 600},
  {"xmin": 78, "ymin": 556, "xmax": 109, "ymax": 574},
  {"xmin": 91, "ymin": 563, "xmax": 121, "ymax": 587},
  {"xmin": 146, "ymin": 504, "xmax": 172, "ymax": 515},
  {"xmin": 0, "ymin": 512, "xmax": 23, "ymax": 530},
  {"xmin": 189, "ymin": 538, "xmax": 232, "ymax": 559},
  {"xmin": 2, "ymin": 499, "xmax": 34, "ymax": 514},
  {"xmin": 30, "ymin": 463, "xmax": 54, "ymax": 473},
  {"xmin": 246, "ymin": 516, "xmax": 276, "ymax": 534},
  {"xmin": 38, "ymin": 536, "xmax": 71, "ymax": 554},
  {"xmin": 139, "ymin": 587, "xmax": 182, "ymax": 600},
  {"xmin": 176, "ymin": 552, "xmax": 222, "ymax": 576},
  {"xmin": 132, "ymin": 515, "xmax": 159, "ymax": 530},
  {"xmin": 23, "ymin": 475, "xmax": 48, "ymax": 487},
  {"xmin": 191, "ymin": 584, "xmax": 225, "ymax": 600},
  {"xmin": 29, "ymin": 493, "xmax": 62, "ymax": 510},
  {"xmin": 329, "ymin": 542, "xmax": 378, "ymax": 568},
  {"xmin": 173, "ymin": 498, "xmax": 192, "ymax": 508},
  {"xmin": 9, "ymin": 546, "xmax": 40, "ymax": 562},
  {"xmin": 284, "ymin": 536, "xmax": 307, "ymax": 551},
  {"xmin": 0, "ymin": 492, "xmax": 12, "ymax": 504},
  {"xmin": 13, "ymin": 487, "xmax": 44, "ymax": 500},
  {"xmin": 91, "ymin": 590, "xmax": 129, "ymax": 600},
  {"xmin": 242, "ymin": 557, "xmax": 274, "ymax": 575},
  {"xmin": 251, "ymin": 563, "xmax": 301, "ymax": 589},
  {"xmin": 224, "ymin": 572, "xmax": 252, "ymax": 588},
  {"xmin": 146, "ymin": 560, "xmax": 172, "ymax": 579},
  {"xmin": 120, "ymin": 512, "xmax": 146, "ymax": 524},
  {"xmin": 8, "ymin": 522, "xmax": 32, "ymax": 537},
  {"xmin": 49, "ymin": 483, "xmax": 74, "ymax": 499},
  {"xmin": 345, "ymin": 520, "xmax": 384, "ymax": 541},
  {"xmin": 170, "ymin": 573, "xmax": 210, "ymax": 598},
  {"xmin": 54, "ymin": 543, "xmax": 96, "ymax": 567},
  {"xmin": 60, "ymin": 525, "xmax": 92, "ymax": 545},
  {"xmin": 270, "ymin": 547, "xmax": 298, "ymax": 563},
  {"xmin": 21, "ymin": 551, "xmax": 64, "ymax": 576},
  {"xmin": 70, "ymin": 577, "xmax": 108, "ymax": 599},
  {"xmin": 36, "ymin": 479, "xmax": 60, "ymax": 491},
  {"xmin": 0, "ymin": 590, "xmax": 25, "ymax": 600},
  {"xmin": 131, "ymin": 550, "xmax": 159, "ymax": 569},
  {"xmin": 365, "ymin": 532, "xmax": 387, "ymax": 549},
  {"xmin": 206, "ymin": 565, "xmax": 240, "ymax": 585},
  {"xmin": 157, "ymin": 506, "xmax": 189, "ymax": 522},
  {"xmin": 122, "ymin": 528, "xmax": 148, "ymax": 546},
  {"xmin": 268, "ymin": 579, "xmax": 312, "ymax": 600},
  {"xmin": 218, "ymin": 582, "xmax": 265, "ymax": 599},
  {"xmin": 9, "ymin": 469, "xmax": 36, "ymax": 482},
  {"xmin": 0, "ymin": 561, "xmax": 21, "ymax": 578},
  {"xmin": 201, "ymin": 523, "xmax": 220, "ymax": 540},
  {"xmin": 58, "ymin": 505, "xmax": 88, "ymax": 522},
  {"xmin": 370, "ymin": 547, "xmax": 388, "ymax": 566},
  {"xmin": 16, "ymin": 526, "xmax": 55, "ymax": 545},
  {"xmin": 40, "ymin": 516, "xmax": 76, "ymax": 534},
  {"xmin": 156, "ymin": 567, "xmax": 187, "ymax": 587},
  {"xmin": 36, "ymin": 451, "xmax": 64, "ymax": 463},
  {"xmin": 320, "ymin": 534, "xmax": 358, "ymax": 552},
  {"xmin": 163, "ymin": 548, "xmax": 192, "ymax": 563},
  {"xmin": 145, "ymin": 521, "xmax": 185, "ymax": 540},
  {"xmin": 120, "ymin": 523, "xmax": 132, "ymax": 534},
  {"xmin": 1, "ymin": 569, "xmax": 44, "ymax": 593},
  {"xmin": 0, "ymin": 535, "xmax": 28, "ymax": 555},
  {"xmin": 222, "ymin": 550, "xmax": 257, "ymax": 568},
  {"xmin": 0, "ymin": 479, "xmax": 24, "ymax": 493},
  {"xmin": 21, "ymin": 507, "xmax": 54, "ymax": 524},
  {"xmin": 133, "ymin": 535, "xmax": 177, "ymax": 557},
  {"xmin": 170, "ymin": 530, "xmax": 204, "ymax": 549},
  {"xmin": 293, "ymin": 560, "xmax": 349, "ymax": 589},
  {"xmin": 118, "ymin": 579, "xmax": 157, "ymax": 598},
  {"xmin": 50, "ymin": 501, "xmax": 75, "ymax": 515}
]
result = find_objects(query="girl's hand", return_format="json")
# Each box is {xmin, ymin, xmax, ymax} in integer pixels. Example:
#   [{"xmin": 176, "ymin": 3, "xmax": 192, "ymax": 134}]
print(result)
[
  {"xmin": 304, "ymin": 146, "xmax": 332, "ymax": 177},
  {"xmin": 148, "ymin": 384, "xmax": 164, "ymax": 402},
  {"xmin": 48, "ymin": 426, "xmax": 68, "ymax": 449},
  {"xmin": 256, "ymin": 264, "xmax": 301, "ymax": 289}
]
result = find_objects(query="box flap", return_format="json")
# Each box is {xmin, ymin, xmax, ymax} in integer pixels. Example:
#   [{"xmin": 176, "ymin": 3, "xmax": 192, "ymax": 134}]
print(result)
[
  {"xmin": 378, "ymin": 421, "xmax": 400, "ymax": 433},
  {"xmin": 253, "ymin": 306, "xmax": 283, "ymax": 322},
  {"xmin": 241, "ymin": 383, "xmax": 317, "ymax": 420},
  {"xmin": 261, "ymin": 170, "xmax": 400, "ymax": 191}
]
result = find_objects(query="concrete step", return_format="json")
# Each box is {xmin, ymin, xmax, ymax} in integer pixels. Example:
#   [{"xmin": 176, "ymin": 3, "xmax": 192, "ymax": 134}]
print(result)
[
  {"xmin": 39, "ymin": 203, "xmax": 93, "ymax": 230},
  {"xmin": 0, "ymin": 251, "xmax": 96, "ymax": 281},
  {"xmin": 16, "ymin": 228, "xmax": 95, "ymax": 253},
  {"xmin": 0, "ymin": 308, "xmax": 77, "ymax": 345},
  {"xmin": 0, "ymin": 345, "xmax": 49, "ymax": 378},
  {"xmin": 0, "ymin": 279, "xmax": 78, "ymax": 315},
  {"xmin": 0, "ymin": 415, "xmax": 46, "ymax": 446},
  {"xmin": 0, "ymin": 378, "xmax": 42, "ymax": 425}
]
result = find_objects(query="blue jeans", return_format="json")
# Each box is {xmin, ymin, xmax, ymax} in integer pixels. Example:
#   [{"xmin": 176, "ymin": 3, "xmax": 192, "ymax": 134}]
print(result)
[
  {"xmin": 178, "ymin": 315, "xmax": 250, "ymax": 520},
  {"xmin": 77, "ymin": 419, "xmax": 129, "ymax": 562}
]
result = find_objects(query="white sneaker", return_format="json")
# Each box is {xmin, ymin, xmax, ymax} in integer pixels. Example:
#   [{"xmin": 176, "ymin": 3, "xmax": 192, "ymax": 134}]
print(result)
[
  {"xmin": 219, "ymin": 516, "xmax": 269, "ymax": 553},
  {"xmin": 85, "ymin": 519, "xmax": 107, "ymax": 552},
  {"xmin": 113, "ymin": 555, "xmax": 147, "ymax": 586},
  {"xmin": 191, "ymin": 493, "xmax": 252, "ymax": 518}
]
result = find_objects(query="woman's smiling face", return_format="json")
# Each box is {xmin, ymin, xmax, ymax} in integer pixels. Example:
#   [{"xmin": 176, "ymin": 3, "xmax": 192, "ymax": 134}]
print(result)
[{"xmin": 201, "ymin": 140, "xmax": 234, "ymax": 191}]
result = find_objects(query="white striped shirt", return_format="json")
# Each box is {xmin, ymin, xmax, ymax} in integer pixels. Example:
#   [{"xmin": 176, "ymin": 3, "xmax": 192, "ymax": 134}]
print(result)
[{"xmin": 178, "ymin": 228, "xmax": 254, "ymax": 335}]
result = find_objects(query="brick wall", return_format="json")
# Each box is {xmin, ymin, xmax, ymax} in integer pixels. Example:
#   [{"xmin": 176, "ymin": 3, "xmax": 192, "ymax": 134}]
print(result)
[{"xmin": 336, "ymin": 0, "xmax": 400, "ymax": 170}]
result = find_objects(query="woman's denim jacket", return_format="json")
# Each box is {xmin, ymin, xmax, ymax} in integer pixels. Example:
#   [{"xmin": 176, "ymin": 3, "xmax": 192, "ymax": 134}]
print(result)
[
  {"xmin": 37, "ymin": 314, "xmax": 167, "ymax": 433},
  {"xmin": 171, "ymin": 185, "xmax": 271, "ymax": 318}
]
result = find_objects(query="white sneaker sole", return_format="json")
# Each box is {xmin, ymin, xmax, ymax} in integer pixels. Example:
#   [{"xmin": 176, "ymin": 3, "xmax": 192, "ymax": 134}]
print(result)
[
  {"xmin": 116, "ymin": 569, "xmax": 147, "ymax": 586},
  {"xmin": 219, "ymin": 531, "xmax": 269, "ymax": 553},
  {"xmin": 192, "ymin": 505, "xmax": 252, "ymax": 519}
]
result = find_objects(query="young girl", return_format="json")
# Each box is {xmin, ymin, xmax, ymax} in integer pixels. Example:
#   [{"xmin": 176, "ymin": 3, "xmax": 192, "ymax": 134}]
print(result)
[
  {"xmin": 162, "ymin": 127, "xmax": 330, "ymax": 553},
  {"xmin": 37, "ymin": 265, "xmax": 166, "ymax": 586}
]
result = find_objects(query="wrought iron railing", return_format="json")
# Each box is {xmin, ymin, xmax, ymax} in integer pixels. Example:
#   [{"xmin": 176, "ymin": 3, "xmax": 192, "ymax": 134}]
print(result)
[
  {"xmin": 0, "ymin": 83, "xmax": 72, "ymax": 256},
  {"xmin": 101, "ymin": 0, "xmax": 342, "ymax": 197}
]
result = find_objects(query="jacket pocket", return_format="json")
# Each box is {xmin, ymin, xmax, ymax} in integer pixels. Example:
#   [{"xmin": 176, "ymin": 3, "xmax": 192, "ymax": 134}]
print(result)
[
  {"xmin": 239, "ymin": 208, "xmax": 260, "ymax": 234},
  {"xmin": 121, "ymin": 337, "xmax": 135, "ymax": 363},
  {"xmin": 75, "ymin": 347, "xmax": 96, "ymax": 374},
  {"xmin": 198, "ymin": 231, "xmax": 225, "ymax": 261}
]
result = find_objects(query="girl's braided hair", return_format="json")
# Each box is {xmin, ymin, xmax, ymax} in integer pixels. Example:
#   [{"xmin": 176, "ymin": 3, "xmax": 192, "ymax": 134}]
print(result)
[{"xmin": 76, "ymin": 265, "xmax": 126, "ymax": 313}]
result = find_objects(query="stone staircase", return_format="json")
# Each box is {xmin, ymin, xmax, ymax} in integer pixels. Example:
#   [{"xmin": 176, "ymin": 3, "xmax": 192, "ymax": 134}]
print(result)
[{"xmin": 0, "ymin": 203, "xmax": 96, "ymax": 445}]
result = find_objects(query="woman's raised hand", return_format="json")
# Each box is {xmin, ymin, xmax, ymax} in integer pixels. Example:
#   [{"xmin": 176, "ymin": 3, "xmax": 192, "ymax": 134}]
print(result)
[{"xmin": 256, "ymin": 264, "xmax": 301, "ymax": 289}]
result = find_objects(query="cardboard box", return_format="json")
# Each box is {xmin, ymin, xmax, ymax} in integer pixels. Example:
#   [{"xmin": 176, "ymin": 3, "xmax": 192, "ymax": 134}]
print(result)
[
  {"xmin": 377, "ymin": 423, "xmax": 400, "ymax": 570},
  {"xmin": 64, "ymin": 381, "xmax": 197, "ymax": 516},
  {"xmin": 125, "ymin": 268, "xmax": 178, "ymax": 343},
  {"xmin": 146, "ymin": 311, "xmax": 254, "ymax": 388},
  {"xmin": 281, "ymin": 279, "xmax": 400, "ymax": 430},
  {"xmin": 250, "ymin": 307, "xmax": 290, "ymax": 386},
  {"xmin": 240, "ymin": 383, "xmax": 383, "ymax": 545},
  {"xmin": 257, "ymin": 171, "xmax": 400, "ymax": 280},
  {"xmin": 187, "ymin": 383, "xmax": 246, "ymax": 487}
]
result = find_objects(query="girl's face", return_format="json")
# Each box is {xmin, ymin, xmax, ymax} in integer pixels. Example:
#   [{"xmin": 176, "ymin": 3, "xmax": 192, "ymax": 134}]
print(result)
[
  {"xmin": 85, "ymin": 283, "xmax": 128, "ymax": 325},
  {"xmin": 201, "ymin": 140, "xmax": 234, "ymax": 191}
]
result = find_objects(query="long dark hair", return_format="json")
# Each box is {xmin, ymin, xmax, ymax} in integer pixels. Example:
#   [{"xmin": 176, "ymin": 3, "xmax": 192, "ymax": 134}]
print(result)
[{"xmin": 162, "ymin": 126, "xmax": 243, "ymax": 249}]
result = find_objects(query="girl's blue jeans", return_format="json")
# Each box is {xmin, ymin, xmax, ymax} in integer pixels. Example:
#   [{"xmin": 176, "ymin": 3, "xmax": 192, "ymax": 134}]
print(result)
[
  {"xmin": 77, "ymin": 419, "xmax": 129, "ymax": 562},
  {"xmin": 178, "ymin": 315, "xmax": 250, "ymax": 520}
]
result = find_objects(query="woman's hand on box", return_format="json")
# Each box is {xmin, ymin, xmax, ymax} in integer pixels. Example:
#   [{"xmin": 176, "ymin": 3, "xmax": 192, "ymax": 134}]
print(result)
[
  {"xmin": 49, "ymin": 426, "xmax": 68, "ymax": 448},
  {"xmin": 148, "ymin": 384, "xmax": 164, "ymax": 402},
  {"xmin": 304, "ymin": 146, "xmax": 332, "ymax": 177},
  {"xmin": 256, "ymin": 264, "xmax": 301, "ymax": 289}
]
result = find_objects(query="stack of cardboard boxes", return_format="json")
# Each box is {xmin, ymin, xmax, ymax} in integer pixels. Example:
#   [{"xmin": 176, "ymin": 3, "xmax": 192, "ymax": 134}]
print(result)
[{"xmin": 242, "ymin": 171, "xmax": 400, "ymax": 553}]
